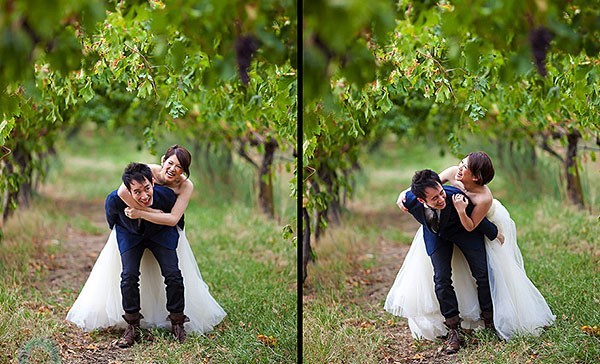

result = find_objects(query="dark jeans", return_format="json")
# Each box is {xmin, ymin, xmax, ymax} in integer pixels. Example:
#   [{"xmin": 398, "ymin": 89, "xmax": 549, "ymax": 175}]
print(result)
[
  {"xmin": 120, "ymin": 240, "xmax": 185, "ymax": 314},
  {"xmin": 429, "ymin": 241, "xmax": 492, "ymax": 319}
]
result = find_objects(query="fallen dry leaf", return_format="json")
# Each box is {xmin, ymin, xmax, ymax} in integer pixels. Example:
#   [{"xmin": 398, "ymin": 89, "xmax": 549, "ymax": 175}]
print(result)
[{"xmin": 257, "ymin": 334, "xmax": 277, "ymax": 347}]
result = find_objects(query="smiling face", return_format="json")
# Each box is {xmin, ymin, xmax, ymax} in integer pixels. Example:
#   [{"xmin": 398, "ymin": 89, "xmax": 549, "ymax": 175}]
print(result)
[
  {"xmin": 161, "ymin": 154, "xmax": 184, "ymax": 183},
  {"xmin": 419, "ymin": 183, "xmax": 447, "ymax": 210},
  {"xmin": 455, "ymin": 157, "xmax": 474, "ymax": 183},
  {"xmin": 128, "ymin": 178, "xmax": 154, "ymax": 207}
]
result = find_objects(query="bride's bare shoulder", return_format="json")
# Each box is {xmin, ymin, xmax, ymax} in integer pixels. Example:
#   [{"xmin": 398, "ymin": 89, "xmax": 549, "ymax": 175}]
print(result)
[
  {"xmin": 181, "ymin": 177, "xmax": 194, "ymax": 191},
  {"xmin": 484, "ymin": 185, "xmax": 493, "ymax": 200},
  {"xmin": 171, "ymin": 176, "xmax": 193, "ymax": 196},
  {"xmin": 473, "ymin": 186, "xmax": 493, "ymax": 205}
]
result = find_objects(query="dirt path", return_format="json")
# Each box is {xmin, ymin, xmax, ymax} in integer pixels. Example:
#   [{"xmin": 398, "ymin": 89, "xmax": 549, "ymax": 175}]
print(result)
[
  {"xmin": 344, "ymin": 203, "xmax": 453, "ymax": 364},
  {"xmin": 40, "ymin": 191, "xmax": 136, "ymax": 363}
]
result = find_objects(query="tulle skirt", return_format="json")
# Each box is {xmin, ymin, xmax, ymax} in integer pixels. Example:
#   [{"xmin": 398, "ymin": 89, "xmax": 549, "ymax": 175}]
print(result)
[
  {"xmin": 66, "ymin": 228, "xmax": 226, "ymax": 333},
  {"xmin": 384, "ymin": 200, "xmax": 555, "ymax": 341}
]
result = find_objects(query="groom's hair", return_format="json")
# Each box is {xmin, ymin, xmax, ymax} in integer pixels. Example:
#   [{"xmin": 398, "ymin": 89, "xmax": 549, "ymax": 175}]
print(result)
[
  {"xmin": 411, "ymin": 169, "xmax": 443, "ymax": 200},
  {"xmin": 122, "ymin": 163, "xmax": 153, "ymax": 190}
]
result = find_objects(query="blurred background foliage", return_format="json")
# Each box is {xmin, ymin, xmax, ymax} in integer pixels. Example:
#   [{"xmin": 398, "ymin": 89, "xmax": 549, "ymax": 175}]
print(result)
[
  {"xmin": 302, "ymin": 0, "xmax": 599, "ymax": 280},
  {"xmin": 1, "ymin": 0, "xmax": 297, "ymax": 226}
]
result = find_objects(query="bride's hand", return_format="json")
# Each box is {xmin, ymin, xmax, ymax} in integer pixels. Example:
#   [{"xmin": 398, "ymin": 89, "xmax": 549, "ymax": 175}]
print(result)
[
  {"xmin": 497, "ymin": 232, "xmax": 505, "ymax": 245},
  {"xmin": 125, "ymin": 207, "xmax": 142, "ymax": 219},
  {"xmin": 396, "ymin": 190, "xmax": 408, "ymax": 212},
  {"xmin": 452, "ymin": 194, "xmax": 468, "ymax": 212}
]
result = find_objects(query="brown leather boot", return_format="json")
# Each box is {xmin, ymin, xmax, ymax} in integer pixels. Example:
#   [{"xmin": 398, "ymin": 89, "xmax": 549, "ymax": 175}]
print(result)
[
  {"xmin": 481, "ymin": 311, "xmax": 495, "ymax": 330},
  {"xmin": 168, "ymin": 313, "xmax": 190, "ymax": 343},
  {"xmin": 117, "ymin": 312, "xmax": 143, "ymax": 348},
  {"xmin": 444, "ymin": 315, "xmax": 462, "ymax": 355}
]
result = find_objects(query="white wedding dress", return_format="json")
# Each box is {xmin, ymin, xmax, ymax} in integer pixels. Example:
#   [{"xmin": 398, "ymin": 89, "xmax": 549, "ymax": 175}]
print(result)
[
  {"xmin": 67, "ymin": 228, "xmax": 226, "ymax": 333},
  {"xmin": 384, "ymin": 199, "xmax": 555, "ymax": 341}
]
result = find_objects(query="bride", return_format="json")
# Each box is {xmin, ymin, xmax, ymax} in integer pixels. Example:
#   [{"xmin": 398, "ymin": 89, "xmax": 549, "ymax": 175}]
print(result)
[
  {"xmin": 67, "ymin": 145, "xmax": 226, "ymax": 335},
  {"xmin": 384, "ymin": 151, "xmax": 555, "ymax": 341}
]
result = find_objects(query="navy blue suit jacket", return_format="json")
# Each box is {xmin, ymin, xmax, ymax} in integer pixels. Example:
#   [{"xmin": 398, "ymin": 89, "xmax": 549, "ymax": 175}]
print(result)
[
  {"xmin": 404, "ymin": 185, "xmax": 498, "ymax": 256},
  {"xmin": 105, "ymin": 185, "xmax": 184, "ymax": 254}
]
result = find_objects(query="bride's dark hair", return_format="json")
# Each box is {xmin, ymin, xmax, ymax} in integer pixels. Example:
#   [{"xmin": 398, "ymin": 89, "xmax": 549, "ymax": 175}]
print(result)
[
  {"xmin": 467, "ymin": 151, "xmax": 494, "ymax": 186},
  {"xmin": 164, "ymin": 145, "xmax": 192, "ymax": 178}
]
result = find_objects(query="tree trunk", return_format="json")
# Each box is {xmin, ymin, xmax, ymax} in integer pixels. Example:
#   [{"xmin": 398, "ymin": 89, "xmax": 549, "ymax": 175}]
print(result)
[
  {"xmin": 204, "ymin": 142, "xmax": 215, "ymax": 182},
  {"xmin": 311, "ymin": 182, "xmax": 326, "ymax": 241},
  {"xmin": 258, "ymin": 138, "xmax": 277, "ymax": 218},
  {"xmin": 495, "ymin": 139, "xmax": 504, "ymax": 164},
  {"xmin": 565, "ymin": 130, "xmax": 584, "ymax": 209},
  {"xmin": 2, "ymin": 146, "xmax": 33, "ymax": 221},
  {"xmin": 315, "ymin": 208, "xmax": 326, "ymax": 241},
  {"xmin": 508, "ymin": 141, "xmax": 522, "ymax": 180},
  {"xmin": 311, "ymin": 165, "xmax": 344, "ymax": 241},
  {"xmin": 2, "ymin": 158, "xmax": 16, "ymax": 221},
  {"xmin": 302, "ymin": 207, "xmax": 312, "ymax": 283},
  {"xmin": 342, "ymin": 161, "xmax": 361, "ymax": 207},
  {"xmin": 529, "ymin": 143, "xmax": 537, "ymax": 168},
  {"xmin": 222, "ymin": 145, "xmax": 233, "ymax": 186},
  {"xmin": 528, "ymin": 143, "xmax": 539, "ymax": 180},
  {"xmin": 318, "ymin": 166, "xmax": 341, "ymax": 225}
]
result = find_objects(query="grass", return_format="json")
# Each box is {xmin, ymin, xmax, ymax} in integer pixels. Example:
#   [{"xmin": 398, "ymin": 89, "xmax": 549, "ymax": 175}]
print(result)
[
  {"xmin": 303, "ymin": 136, "xmax": 599, "ymax": 363},
  {"xmin": 0, "ymin": 125, "xmax": 297, "ymax": 363}
]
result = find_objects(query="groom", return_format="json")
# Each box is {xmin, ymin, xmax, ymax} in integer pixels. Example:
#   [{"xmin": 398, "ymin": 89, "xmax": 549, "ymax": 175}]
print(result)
[
  {"xmin": 401, "ymin": 169, "xmax": 501, "ymax": 354},
  {"xmin": 105, "ymin": 162, "xmax": 188, "ymax": 347}
]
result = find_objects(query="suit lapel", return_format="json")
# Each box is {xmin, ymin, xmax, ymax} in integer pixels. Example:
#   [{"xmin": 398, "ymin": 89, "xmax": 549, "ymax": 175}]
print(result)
[
  {"xmin": 418, "ymin": 204, "xmax": 437, "ymax": 234},
  {"xmin": 438, "ymin": 196, "xmax": 452, "ymax": 230},
  {"xmin": 415, "ymin": 204, "xmax": 428, "ymax": 228}
]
